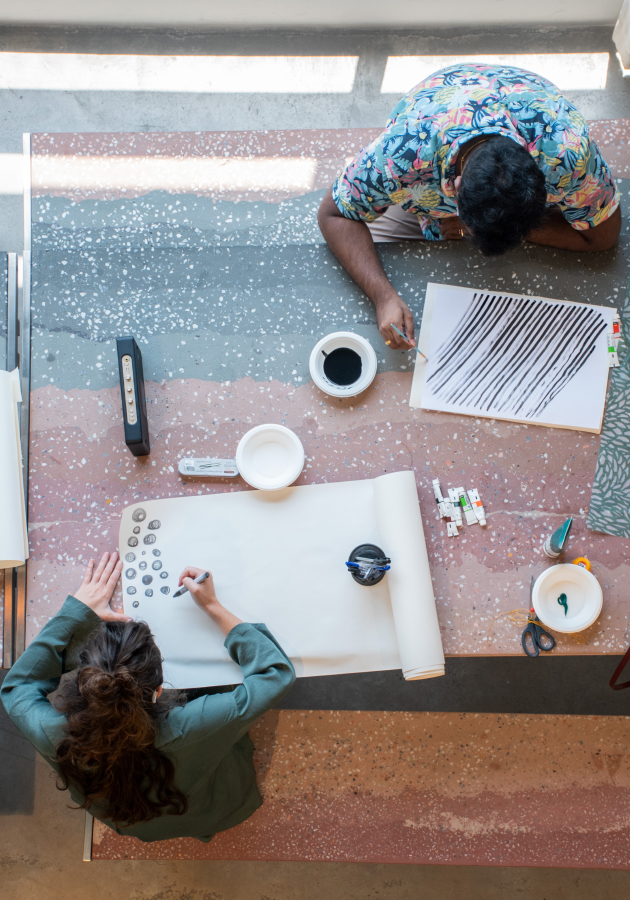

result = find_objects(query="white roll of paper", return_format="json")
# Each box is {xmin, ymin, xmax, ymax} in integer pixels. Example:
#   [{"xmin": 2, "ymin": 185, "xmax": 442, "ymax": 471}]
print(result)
[
  {"xmin": 120, "ymin": 470, "xmax": 444, "ymax": 688},
  {"xmin": 0, "ymin": 368, "xmax": 28, "ymax": 568},
  {"xmin": 373, "ymin": 470, "xmax": 445, "ymax": 680}
]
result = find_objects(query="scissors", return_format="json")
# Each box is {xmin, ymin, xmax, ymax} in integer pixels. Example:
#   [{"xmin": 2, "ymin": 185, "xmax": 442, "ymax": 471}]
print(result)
[{"xmin": 522, "ymin": 576, "xmax": 556, "ymax": 657}]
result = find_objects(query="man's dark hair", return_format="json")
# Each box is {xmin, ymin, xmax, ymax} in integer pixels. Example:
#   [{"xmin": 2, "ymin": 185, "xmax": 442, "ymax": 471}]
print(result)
[{"xmin": 457, "ymin": 136, "xmax": 547, "ymax": 256}]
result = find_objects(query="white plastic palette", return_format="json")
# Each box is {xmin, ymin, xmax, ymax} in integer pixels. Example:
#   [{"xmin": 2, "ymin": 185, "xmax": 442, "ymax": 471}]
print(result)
[
  {"xmin": 236, "ymin": 424, "xmax": 304, "ymax": 491},
  {"xmin": 532, "ymin": 564, "xmax": 603, "ymax": 633}
]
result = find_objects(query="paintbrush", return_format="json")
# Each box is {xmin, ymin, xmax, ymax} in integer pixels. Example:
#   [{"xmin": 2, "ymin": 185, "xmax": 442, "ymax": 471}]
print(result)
[{"xmin": 389, "ymin": 323, "xmax": 428, "ymax": 361}]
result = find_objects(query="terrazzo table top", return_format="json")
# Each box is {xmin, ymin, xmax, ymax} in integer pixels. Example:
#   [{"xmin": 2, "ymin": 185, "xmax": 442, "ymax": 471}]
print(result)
[{"xmin": 19, "ymin": 123, "xmax": 630, "ymax": 661}]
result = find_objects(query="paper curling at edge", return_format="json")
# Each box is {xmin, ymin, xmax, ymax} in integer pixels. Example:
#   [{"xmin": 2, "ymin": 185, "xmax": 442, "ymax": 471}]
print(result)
[
  {"xmin": 373, "ymin": 470, "xmax": 445, "ymax": 680},
  {"xmin": 0, "ymin": 369, "xmax": 29, "ymax": 567}
]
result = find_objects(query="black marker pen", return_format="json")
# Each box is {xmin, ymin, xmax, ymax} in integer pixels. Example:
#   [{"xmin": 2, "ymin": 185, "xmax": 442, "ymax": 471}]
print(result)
[{"xmin": 173, "ymin": 571, "xmax": 210, "ymax": 598}]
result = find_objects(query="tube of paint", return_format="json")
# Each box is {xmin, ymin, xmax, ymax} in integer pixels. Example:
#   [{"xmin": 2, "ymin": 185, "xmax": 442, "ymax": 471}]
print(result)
[
  {"xmin": 438, "ymin": 500, "xmax": 454, "ymax": 519},
  {"xmin": 447, "ymin": 488, "xmax": 463, "ymax": 526},
  {"xmin": 432, "ymin": 478, "xmax": 444, "ymax": 504},
  {"xmin": 543, "ymin": 517, "xmax": 572, "ymax": 559},
  {"xmin": 466, "ymin": 488, "xmax": 487, "ymax": 526},
  {"xmin": 446, "ymin": 522, "xmax": 459, "ymax": 537},
  {"xmin": 458, "ymin": 488, "xmax": 477, "ymax": 526}
]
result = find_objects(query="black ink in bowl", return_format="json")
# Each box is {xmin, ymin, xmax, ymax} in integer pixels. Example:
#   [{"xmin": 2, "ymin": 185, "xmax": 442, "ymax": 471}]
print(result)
[{"xmin": 323, "ymin": 347, "xmax": 362, "ymax": 386}]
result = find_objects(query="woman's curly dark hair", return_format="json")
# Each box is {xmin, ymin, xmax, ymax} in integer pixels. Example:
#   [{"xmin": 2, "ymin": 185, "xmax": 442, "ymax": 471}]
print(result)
[
  {"xmin": 457, "ymin": 136, "xmax": 548, "ymax": 256},
  {"xmin": 53, "ymin": 620, "xmax": 188, "ymax": 826}
]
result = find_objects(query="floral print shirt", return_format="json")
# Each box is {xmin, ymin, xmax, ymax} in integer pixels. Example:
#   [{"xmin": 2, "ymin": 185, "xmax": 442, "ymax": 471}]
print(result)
[{"xmin": 332, "ymin": 64, "xmax": 619, "ymax": 240}]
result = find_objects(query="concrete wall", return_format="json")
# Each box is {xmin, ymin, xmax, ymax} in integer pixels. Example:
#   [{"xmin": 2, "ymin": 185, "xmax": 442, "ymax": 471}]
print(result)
[{"xmin": 0, "ymin": 0, "xmax": 623, "ymax": 28}]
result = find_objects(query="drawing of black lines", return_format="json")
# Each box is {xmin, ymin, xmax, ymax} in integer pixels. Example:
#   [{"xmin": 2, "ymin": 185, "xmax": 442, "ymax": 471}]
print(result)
[{"xmin": 425, "ymin": 293, "xmax": 607, "ymax": 419}]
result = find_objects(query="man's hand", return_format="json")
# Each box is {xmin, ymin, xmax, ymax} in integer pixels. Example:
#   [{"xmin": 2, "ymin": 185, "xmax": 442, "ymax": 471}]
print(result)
[
  {"xmin": 178, "ymin": 566, "xmax": 243, "ymax": 637},
  {"xmin": 73, "ymin": 552, "xmax": 130, "ymax": 622},
  {"xmin": 376, "ymin": 293, "xmax": 416, "ymax": 349},
  {"xmin": 439, "ymin": 216, "xmax": 466, "ymax": 240}
]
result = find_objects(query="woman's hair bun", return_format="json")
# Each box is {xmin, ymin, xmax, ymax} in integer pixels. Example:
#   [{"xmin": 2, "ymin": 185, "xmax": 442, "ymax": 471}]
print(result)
[{"xmin": 78, "ymin": 666, "xmax": 139, "ymax": 706}]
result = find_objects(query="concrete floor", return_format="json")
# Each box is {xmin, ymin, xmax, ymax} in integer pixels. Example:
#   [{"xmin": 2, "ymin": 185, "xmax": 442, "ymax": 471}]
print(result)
[{"xmin": 3, "ymin": 22, "xmax": 630, "ymax": 897}]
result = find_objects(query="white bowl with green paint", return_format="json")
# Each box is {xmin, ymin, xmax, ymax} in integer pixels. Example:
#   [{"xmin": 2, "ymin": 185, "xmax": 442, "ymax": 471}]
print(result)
[{"xmin": 532, "ymin": 564, "xmax": 602, "ymax": 634}]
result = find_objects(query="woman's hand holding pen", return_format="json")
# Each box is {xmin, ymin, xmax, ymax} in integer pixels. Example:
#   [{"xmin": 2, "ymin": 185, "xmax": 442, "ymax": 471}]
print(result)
[{"xmin": 178, "ymin": 567, "xmax": 243, "ymax": 637}]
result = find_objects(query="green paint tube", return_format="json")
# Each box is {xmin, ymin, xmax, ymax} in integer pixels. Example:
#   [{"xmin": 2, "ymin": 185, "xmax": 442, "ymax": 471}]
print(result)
[{"xmin": 543, "ymin": 517, "xmax": 573, "ymax": 559}]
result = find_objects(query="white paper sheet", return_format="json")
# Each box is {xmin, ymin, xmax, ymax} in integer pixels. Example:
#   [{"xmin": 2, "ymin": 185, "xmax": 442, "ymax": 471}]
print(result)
[
  {"xmin": 120, "ymin": 471, "xmax": 445, "ymax": 688},
  {"xmin": 0, "ymin": 368, "xmax": 28, "ymax": 568},
  {"xmin": 409, "ymin": 283, "xmax": 615, "ymax": 433}
]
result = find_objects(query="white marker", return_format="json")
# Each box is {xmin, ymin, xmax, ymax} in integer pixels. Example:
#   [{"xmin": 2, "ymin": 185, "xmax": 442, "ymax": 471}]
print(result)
[
  {"xmin": 458, "ymin": 487, "xmax": 477, "ymax": 526},
  {"xmin": 446, "ymin": 522, "xmax": 459, "ymax": 537},
  {"xmin": 467, "ymin": 488, "xmax": 487, "ymax": 526},
  {"xmin": 432, "ymin": 478, "xmax": 444, "ymax": 504},
  {"xmin": 447, "ymin": 488, "xmax": 463, "ymax": 527}
]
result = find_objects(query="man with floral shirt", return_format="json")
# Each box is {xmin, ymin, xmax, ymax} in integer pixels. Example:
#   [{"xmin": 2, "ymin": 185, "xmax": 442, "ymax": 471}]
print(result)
[{"xmin": 318, "ymin": 64, "xmax": 621, "ymax": 349}]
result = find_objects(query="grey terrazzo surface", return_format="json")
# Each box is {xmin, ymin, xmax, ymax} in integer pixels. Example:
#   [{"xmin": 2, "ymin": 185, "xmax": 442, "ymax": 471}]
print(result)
[{"xmin": 31, "ymin": 184, "xmax": 630, "ymax": 393}]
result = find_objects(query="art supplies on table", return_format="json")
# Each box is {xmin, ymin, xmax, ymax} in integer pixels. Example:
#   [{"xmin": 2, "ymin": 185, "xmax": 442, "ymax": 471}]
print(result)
[
  {"xmin": 178, "ymin": 458, "xmax": 239, "ymax": 477},
  {"xmin": 119, "ymin": 470, "xmax": 445, "ymax": 687},
  {"xmin": 434, "ymin": 478, "xmax": 485, "ymax": 537},
  {"xmin": 521, "ymin": 611, "xmax": 556, "ymax": 658},
  {"xmin": 116, "ymin": 336, "xmax": 150, "ymax": 457},
  {"xmin": 236, "ymin": 424, "xmax": 304, "ymax": 491},
  {"xmin": 467, "ymin": 488, "xmax": 486, "ymax": 525},
  {"xmin": 346, "ymin": 544, "xmax": 391, "ymax": 586},
  {"xmin": 531, "ymin": 564, "xmax": 602, "ymax": 634},
  {"xmin": 0, "ymin": 369, "xmax": 28, "ymax": 567},
  {"xmin": 409, "ymin": 283, "xmax": 616, "ymax": 433},
  {"xmin": 543, "ymin": 517, "xmax": 573, "ymax": 558},
  {"xmin": 309, "ymin": 332, "xmax": 377, "ymax": 398}
]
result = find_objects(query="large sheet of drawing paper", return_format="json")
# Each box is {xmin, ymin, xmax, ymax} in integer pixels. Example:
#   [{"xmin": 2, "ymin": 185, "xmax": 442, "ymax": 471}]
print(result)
[
  {"xmin": 0, "ymin": 368, "xmax": 28, "ymax": 567},
  {"xmin": 409, "ymin": 283, "xmax": 615, "ymax": 433},
  {"xmin": 119, "ymin": 470, "xmax": 445, "ymax": 688}
]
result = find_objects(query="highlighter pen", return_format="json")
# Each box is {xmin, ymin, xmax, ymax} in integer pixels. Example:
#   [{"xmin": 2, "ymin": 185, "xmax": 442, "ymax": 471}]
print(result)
[
  {"xmin": 389, "ymin": 323, "xmax": 429, "ymax": 362},
  {"xmin": 173, "ymin": 571, "xmax": 211, "ymax": 598}
]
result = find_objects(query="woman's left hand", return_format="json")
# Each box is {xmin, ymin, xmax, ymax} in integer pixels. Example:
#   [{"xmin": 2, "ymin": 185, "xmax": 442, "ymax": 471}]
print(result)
[{"xmin": 73, "ymin": 552, "xmax": 130, "ymax": 622}]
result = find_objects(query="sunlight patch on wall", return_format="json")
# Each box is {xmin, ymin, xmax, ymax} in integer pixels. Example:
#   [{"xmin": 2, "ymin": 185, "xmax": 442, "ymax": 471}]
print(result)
[
  {"xmin": 0, "ymin": 53, "xmax": 359, "ymax": 93},
  {"xmin": 381, "ymin": 53, "xmax": 610, "ymax": 93}
]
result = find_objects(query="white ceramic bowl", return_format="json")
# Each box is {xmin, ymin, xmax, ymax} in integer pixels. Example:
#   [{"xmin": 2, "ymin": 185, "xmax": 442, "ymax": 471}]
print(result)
[
  {"xmin": 309, "ymin": 331, "xmax": 377, "ymax": 398},
  {"xmin": 236, "ymin": 424, "xmax": 305, "ymax": 491},
  {"xmin": 532, "ymin": 564, "xmax": 603, "ymax": 633}
]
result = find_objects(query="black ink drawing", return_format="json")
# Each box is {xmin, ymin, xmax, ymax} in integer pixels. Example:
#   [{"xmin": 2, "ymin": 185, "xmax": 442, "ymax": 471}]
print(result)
[{"xmin": 425, "ymin": 293, "xmax": 607, "ymax": 419}]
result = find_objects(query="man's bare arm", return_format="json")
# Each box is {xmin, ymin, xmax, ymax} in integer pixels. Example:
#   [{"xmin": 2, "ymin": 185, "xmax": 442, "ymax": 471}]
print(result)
[
  {"xmin": 526, "ymin": 206, "xmax": 621, "ymax": 251},
  {"xmin": 317, "ymin": 188, "xmax": 415, "ymax": 350}
]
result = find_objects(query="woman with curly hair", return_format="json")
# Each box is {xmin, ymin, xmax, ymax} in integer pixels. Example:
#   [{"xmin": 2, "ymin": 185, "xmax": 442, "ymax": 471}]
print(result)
[{"xmin": 1, "ymin": 551, "xmax": 295, "ymax": 842}]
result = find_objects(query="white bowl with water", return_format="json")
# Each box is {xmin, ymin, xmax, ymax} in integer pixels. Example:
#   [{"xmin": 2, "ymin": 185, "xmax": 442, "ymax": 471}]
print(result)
[{"xmin": 236, "ymin": 424, "xmax": 305, "ymax": 491}]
